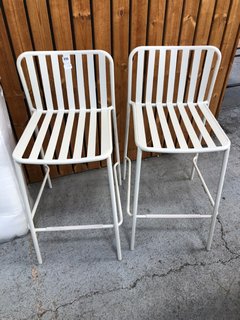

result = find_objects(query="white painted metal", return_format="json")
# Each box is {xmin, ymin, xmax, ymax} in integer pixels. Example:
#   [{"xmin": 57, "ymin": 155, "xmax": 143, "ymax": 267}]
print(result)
[
  {"xmin": 51, "ymin": 55, "xmax": 64, "ymax": 110},
  {"xmin": 26, "ymin": 56, "xmax": 43, "ymax": 110},
  {"xmin": 38, "ymin": 56, "xmax": 54, "ymax": 110},
  {"xmin": 124, "ymin": 46, "xmax": 230, "ymax": 251},
  {"xmin": 13, "ymin": 50, "xmax": 122, "ymax": 263}
]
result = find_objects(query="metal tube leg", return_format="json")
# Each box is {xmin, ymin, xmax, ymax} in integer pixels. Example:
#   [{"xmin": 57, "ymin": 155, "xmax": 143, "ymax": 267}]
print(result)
[
  {"xmin": 207, "ymin": 148, "xmax": 230, "ymax": 250},
  {"xmin": 191, "ymin": 153, "xmax": 199, "ymax": 180},
  {"xmin": 123, "ymin": 104, "xmax": 131, "ymax": 180},
  {"xmin": 107, "ymin": 157, "xmax": 122, "ymax": 261},
  {"xmin": 130, "ymin": 148, "xmax": 142, "ymax": 251},
  {"xmin": 40, "ymin": 149, "xmax": 52, "ymax": 189},
  {"xmin": 14, "ymin": 162, "xmax": 42, "ymax": 264},
  {"xmin": 112, "ymin": 110, "xmax": 122, "ymax": 185}
]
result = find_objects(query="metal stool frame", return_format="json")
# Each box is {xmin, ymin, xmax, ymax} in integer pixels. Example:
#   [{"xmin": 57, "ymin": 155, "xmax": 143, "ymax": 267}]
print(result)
[
  {"xmin": 13, "ymin": 50, "xmax": 122, "ymax": 264},
  {"xmin": 123, "ymin": 46, "xmax": 230, "ymax": 251}
]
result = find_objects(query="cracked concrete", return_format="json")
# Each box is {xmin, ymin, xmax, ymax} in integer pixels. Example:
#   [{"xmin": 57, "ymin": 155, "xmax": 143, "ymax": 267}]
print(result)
[{"xmin": 1, "ymin": 55, "xmax": 240, "ymax": 319}]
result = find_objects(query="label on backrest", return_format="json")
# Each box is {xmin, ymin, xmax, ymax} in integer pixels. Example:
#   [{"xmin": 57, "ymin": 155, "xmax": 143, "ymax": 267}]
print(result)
[{"xmin": 62, "ymin": 55, "xmax": 72, "ymax": 70}]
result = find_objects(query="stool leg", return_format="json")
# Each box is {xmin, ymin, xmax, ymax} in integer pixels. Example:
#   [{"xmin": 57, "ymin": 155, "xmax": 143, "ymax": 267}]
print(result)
[
  {"xmin": 207, "ymin": 148, "xmax": 230, "ymax": 250},
  {"xmin": 131, "ymin": 148, "xmax": 142, "ymax": 250},
  {"xmin": 107, "ymin": 157, "xmax": 122, "ymax": 260},
  {"xmin": 191, "ymin": 153, "xmax": 199, "ymax": 180},
  {"xmin": 14, "ymin": 162, "xmax": 42, "ymax": 264},
  {"xmin": 123, "ymin": 103, "xmax": 131, "ymax": 180}
]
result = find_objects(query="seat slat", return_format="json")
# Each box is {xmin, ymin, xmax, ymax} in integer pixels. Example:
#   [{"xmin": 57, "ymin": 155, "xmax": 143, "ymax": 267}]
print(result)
[
  {"xmin": 135, "ymin": 104, "xmax": 147, "ymax": 147},
  {"xmin": 87, "ymin": 110, "xmax": 97, "ymax": 157},
  {"xmin": 51, "ymin": 55, "xmax": 64, "ymax": 110},
  {"xmin": 76, "ymin": 54, "xmax": 86, "ymax": 109},
  {"xmin": 38, "ymin": 56, "xmax": 53, "ymax": 110},
  {"xmin": 73, "ymin": 110, "xmax": 86, "ymax": 159},
  {"xmin": 26, "ymin": 56, "xmax": 43, "ymax": 110},
  {"xmin": 156, "ymin": 103, "xmax": 175, "ymax": 149},
  {"xmin": 44, "ymin": 112, "xmax": 64, "ymax": 160},
  {"xmin": 146, "ymin": 103, "xmax": 161, "ymax": 148},
  {"xmin": 30, "ymin": 113, "xmax": 53, "ymax": 159},
  {"xmin": 178, "ymin": 103, "xmax": 202, "ymax": 149},
  {"xmin": 167, "ymin": 103, "xmax": 188, "ymax": 149},
  {"xmin": 59, "ymin": 112, "xmax": 75, "ymax": 160},
  {"xmin": 13, "ymin": 112, "xmax": 42, "ymax": 158},
  {"xmin": 188, "ymin": 102, "xmax": 216, "ymax": 148},
  {"xmin": 198, "ymin": 102, "xmax": 229, "ymax": 146}
]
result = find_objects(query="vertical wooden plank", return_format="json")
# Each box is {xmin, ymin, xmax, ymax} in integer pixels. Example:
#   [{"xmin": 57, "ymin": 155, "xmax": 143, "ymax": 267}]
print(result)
[
  {"xmin": 147, "ymin": 0, "xmax": 166, "ymax": 46},
  {"xmin": 71, "ymin": 0, "xmax": 93, "ymax": 50},
  {"xmin": 1, "ymin": 1, "xmax": 43, "ymax": 182},
  {"xmin": 91, "ymin": 0, "xmax": 111, "ymax": 166},
  {"xmin": 129, "ymin": 0, "xmax": 149, "ymax": 158},
  {"xmin": 209, "ymin": 0, "xmax": 240, "ymax": 117},
  {"xmin": 25, "ymin": 0, "xmax": 53, "ymax": 50},
  {"xmin": 147, "ymin": 0, "xmax": 166, "ymax": 151},
  {"xmin": 26, "ymin": 0, "xmax": 70, "ymax": 177},
  {"xmin": 112, "ymin": 0, "xmax": 129, "ymax": 156},
  {"xmin": 48, "ymin": 0, "xmax": 80, "ymax": 174},
  {"xmin": 71, "ymin": 0, "xmax": 92, "ymax": 172},
  {"xmin": 175, "ymin": 0, "xmax": 201, "ymax": 145},
  {"xmin": 163, "ymin": 0, "xmax": 184, "ymax": 146}
]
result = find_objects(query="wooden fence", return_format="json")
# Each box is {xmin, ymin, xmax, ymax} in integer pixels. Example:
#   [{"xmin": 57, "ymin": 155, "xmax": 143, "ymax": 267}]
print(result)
[{"xmin": 0, "ymin": 0, "xmax": 239, "ymax": 182}]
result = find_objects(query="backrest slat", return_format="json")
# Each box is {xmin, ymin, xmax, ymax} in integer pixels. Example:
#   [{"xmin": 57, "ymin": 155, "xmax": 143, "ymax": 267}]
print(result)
[
  {"xmin": 145, "ymin": 50, "xmax": 155, "ymax": 103},
  {"xmin": 188, "ymin": 49, "xmax": 201, "ymax": 102},
  {"xmin": 25, "ymin": 56, "xmax": 43, "ymax": 110},
  {"xmin": 63, "ymin": 55, "xmax": 75, "ymax": 110},
  {"xmin": 51, "ymin": 55, "xmax": 64, "ymax": 110},
  {"xmin": 87, "ymin": 54, "xmax": 97, "ymax": 108},
  {"xmin": 156, "ymin": 50, "xmax": 166, "ymax": 103},
  {"xmin": 198, "ymin": 50, "xmax": 214, "ymax": 102},
  {"xmin": 136, "ymin": 50, "xmax": 145, "ymax": 103},
  {"xmin": 76, "ymin": 54, "xmax": 86, "ymax": 109},
  {"xmin": 177, "ymin": 49, "xmax": 190, "ymax": 102},
  {"xmin": 99, "ymin": 54, "xmax": 108, "ymax": 107},
  {"xmin": 167, "ymin": 49, "xmax": 178, "ymax": 102},
  {"xmin": 38, "ymin": 56, "xmax": 53, "ymax": 110}
]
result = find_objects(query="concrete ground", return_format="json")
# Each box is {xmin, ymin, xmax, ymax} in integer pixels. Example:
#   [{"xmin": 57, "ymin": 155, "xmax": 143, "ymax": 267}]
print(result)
[{"xmin": 1, "ymin": 53, "xmax": 240, "ymax": 319}]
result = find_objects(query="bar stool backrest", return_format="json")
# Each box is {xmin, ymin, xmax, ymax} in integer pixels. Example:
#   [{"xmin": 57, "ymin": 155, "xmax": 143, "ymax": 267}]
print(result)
[
  {"xmin": 17, "ymin": 50, "xmax": 115, "ymax": 112},
  {"xmin": 128, "ymin": 46, "xmax": 221, "ymax": 105}
]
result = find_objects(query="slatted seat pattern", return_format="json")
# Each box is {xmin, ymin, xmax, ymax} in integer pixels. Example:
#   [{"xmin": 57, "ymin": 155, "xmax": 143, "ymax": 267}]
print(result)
[
  {"xmin": 13, "ymin": 109, "xmax": 112, "ymax": 164},
  {"xmin": 133, "ymin": 102, "xmax": 230, "ymax": 153}
]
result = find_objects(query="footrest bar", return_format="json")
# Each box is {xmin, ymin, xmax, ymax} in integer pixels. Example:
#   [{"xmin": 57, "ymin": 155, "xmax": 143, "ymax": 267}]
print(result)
[
  {"xmin": 125, "ymin": 156, "xmax": 133, "ymax": 217},
  {"xmin": 35, "ymin": 224, "xmax": 114, "ymax": 232},
  {"xmin": 136, "ymin": 214, "xmax": 212, "ymax": 219},
  {"xmin": 113, "ymin": 162, "xmax": 123, "ymax": 226}
]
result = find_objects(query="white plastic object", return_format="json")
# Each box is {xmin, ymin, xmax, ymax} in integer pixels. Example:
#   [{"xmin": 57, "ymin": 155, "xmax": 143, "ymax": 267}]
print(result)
[{"xmin": 0, "ymin": 86, "xmax": 28, "ymax": 242}]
